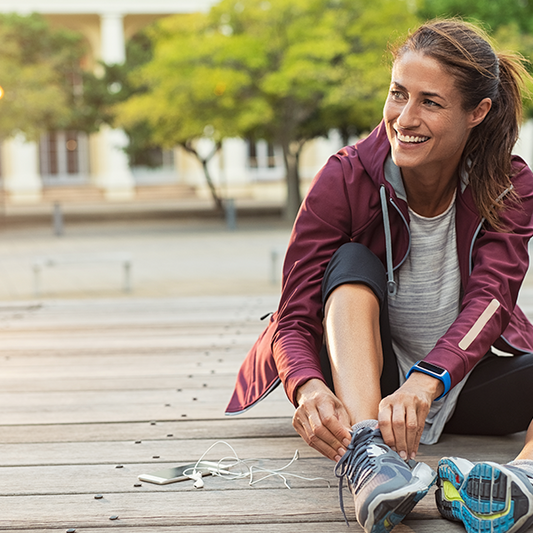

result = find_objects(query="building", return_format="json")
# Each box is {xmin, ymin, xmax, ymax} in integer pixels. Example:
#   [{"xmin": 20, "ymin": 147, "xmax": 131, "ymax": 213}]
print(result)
[{"xmin": 0, "ymin": 0, "xmax": 344, "ymax": 209}]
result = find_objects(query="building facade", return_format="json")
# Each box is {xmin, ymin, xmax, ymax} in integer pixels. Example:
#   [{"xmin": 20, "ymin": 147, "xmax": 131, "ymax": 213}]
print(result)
[{"xmin": 0, "ymin": 0, "xmax": 345, "ymax": 207}]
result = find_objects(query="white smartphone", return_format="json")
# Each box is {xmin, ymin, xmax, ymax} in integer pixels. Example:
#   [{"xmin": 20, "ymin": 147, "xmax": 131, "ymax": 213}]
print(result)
[{"xmin": 138, "ymin": 460, "xmax": 232, "ymax": 485}]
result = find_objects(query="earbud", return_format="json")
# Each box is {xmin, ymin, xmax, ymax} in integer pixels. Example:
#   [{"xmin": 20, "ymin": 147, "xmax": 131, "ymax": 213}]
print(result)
[{"xmin": 190, "ymin": 471, "xmax": 204, "ymax": 489}]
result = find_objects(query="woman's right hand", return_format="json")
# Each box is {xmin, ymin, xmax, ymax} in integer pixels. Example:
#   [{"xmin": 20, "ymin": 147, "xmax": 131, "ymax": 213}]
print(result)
[{"xmin": 292, "ymin": 378, "xmax": 352, "ymax": 462}]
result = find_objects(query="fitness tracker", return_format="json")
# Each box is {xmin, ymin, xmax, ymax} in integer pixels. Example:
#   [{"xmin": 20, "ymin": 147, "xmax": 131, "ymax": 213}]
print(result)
[{"xmin": 406, "ymin": 360, "xmax": 451, "ymax": 401}]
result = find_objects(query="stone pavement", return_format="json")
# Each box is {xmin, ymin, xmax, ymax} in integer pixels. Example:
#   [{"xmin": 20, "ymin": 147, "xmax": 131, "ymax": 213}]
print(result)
[{"xmin": 0, "ymin": 214, "xmax": 291, "ymax": 301}]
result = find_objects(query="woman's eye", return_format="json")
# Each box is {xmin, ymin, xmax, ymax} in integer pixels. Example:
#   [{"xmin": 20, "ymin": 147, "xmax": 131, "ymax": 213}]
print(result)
[{"xmin": 390, "ymin": 90, "xmax": 404, "ymax": 100}]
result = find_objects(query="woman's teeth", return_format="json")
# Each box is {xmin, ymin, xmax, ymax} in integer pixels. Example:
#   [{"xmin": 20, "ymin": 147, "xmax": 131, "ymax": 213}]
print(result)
[{"xmin": 397, "ymin": 131, "xmax": 429, "ymax": 143}]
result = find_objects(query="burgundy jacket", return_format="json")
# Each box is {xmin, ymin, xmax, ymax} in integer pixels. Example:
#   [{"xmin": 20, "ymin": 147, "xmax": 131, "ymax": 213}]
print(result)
[{"xmin": 226, "ymin": 121, "xmax": 533, "ymax": 415}]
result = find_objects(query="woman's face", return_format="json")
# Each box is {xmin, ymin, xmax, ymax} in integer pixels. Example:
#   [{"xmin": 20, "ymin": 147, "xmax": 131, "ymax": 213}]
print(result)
[{"xmin": 383, "ymin": 51, "xmax": 487, "ymax": 179}]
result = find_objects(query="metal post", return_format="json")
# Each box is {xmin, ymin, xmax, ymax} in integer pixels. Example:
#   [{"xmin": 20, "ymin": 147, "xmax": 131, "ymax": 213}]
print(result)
[
  {"xmin": 224, "ymin": 198, "xmax": 237, "ymax": 231},
  {"xmin": 271, "ymin": 248, "xmax": 280, "ymax": 284},
  {"xmin": 53, "ymin": 202, "xmax": 63, "ymax": 236},
  {"xmin": 123, "ymin": 260, "xmax": 131, "ymax": 293}
]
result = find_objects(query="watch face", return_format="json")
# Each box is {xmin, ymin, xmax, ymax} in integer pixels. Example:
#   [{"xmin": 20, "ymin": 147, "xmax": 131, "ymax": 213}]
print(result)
[{"xmin": 417, "ymin": 361, "xmax": 445, "ymax": 376}]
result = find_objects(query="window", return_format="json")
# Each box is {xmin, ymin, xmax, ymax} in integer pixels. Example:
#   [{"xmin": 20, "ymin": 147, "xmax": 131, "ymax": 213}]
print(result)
[{"xmin": 39, "ymin": 131, "xmax": 89, "ymax": 184}]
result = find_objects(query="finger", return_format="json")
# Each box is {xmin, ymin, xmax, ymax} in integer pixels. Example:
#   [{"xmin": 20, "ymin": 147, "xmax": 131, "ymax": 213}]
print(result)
[
  {"xmin": 405, "ymin": 406, "xmax": 420, "ymax": 459},
  {"xmin": 293, "ymin": 408, "xmax": 344, "ymax": 461},
  {"xmin": 391, "ymin": 405, "xmax": 408, "ymax": 460},
  {"xmin": 317, "ymin": 403, "xmax": 352, "ymax": 448},
  {"xmin": 377, "ymin": 402, "xmax": 396, "ymax": 450}
]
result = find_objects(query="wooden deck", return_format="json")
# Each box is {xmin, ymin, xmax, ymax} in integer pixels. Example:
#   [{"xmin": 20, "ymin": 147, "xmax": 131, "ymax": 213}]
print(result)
[{"xmin": 0, "ymin": 295, "xmax": 530, "ymax": 532}]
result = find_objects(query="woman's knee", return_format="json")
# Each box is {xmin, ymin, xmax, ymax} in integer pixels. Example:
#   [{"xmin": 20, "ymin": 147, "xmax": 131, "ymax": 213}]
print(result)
[{"xmin": 322, "ymin": 243, "xmax": 387, "ymax": 306}]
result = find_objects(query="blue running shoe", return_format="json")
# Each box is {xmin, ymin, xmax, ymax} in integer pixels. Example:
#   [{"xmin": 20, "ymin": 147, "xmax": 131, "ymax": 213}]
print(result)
[
  {"xmin": 335, "ymin": 426, "xmax": 437, "ymax": 533},
  {"xmin": 436, "ymin": 457, "xmax": 533, "ymax": 533}
]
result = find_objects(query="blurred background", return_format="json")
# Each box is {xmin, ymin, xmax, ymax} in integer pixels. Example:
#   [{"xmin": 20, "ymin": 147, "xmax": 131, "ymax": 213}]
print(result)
[{"xmin": 0, "ymin": 0, "xmax": 533, "ymax": 300}]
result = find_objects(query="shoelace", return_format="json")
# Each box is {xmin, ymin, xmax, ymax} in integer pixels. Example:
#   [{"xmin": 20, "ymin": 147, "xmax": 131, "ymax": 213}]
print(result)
[{"xmin": 334, "ymin": 426, "xmax": 381, "ymax": 525}]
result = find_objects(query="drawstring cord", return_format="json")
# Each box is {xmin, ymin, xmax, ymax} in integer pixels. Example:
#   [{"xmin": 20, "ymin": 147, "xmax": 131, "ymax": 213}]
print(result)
[{"xmin": 380, "ymin": 186, "xmax": 397, "ymax": 297}]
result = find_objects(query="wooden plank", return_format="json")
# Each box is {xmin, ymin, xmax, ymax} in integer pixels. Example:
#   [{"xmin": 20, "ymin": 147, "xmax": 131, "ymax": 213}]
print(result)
[
  {"xmin": 0, "ymin": 488, "xmax": 442, "ymax": 529},
  {"xmin": 10, "ymin": 523, "xmax": 468, "ymax": 533},
  {"xmin": 0, "ymin": 385, "xmax": 294, "ymax": 425},
  {"xmin": 0, "ymin": 436, "xmax": 321, "ymax": 466},
  {"xmin": 0, "ymin": 458, "xmax": 335, "ymax": 495},
  {"xmin": 0, "ymin": 418, "xmax": 296, "ymax": 444}
]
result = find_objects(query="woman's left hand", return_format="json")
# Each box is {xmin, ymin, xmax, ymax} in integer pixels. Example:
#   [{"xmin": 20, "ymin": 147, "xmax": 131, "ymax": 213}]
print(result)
[{"xmin": 377, "ymin": 372, "xmax": 444, "ymax": 460}]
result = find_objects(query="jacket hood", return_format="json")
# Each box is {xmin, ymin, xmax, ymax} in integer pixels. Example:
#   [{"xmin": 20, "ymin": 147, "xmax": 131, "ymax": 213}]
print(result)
[{"xmin": 355, "ymin": 120, "xmax": 392, "ymax": 187}]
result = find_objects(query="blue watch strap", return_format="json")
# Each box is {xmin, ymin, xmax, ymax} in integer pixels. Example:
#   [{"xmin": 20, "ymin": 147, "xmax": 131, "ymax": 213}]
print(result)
[{"xmin": 406, "ymin": 360, "xmax": 451, "ymax": 401}]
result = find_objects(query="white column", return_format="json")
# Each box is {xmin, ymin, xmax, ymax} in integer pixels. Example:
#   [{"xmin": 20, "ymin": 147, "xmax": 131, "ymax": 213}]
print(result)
[
  {"xmin": 101, "ymin": 12, "xmax": 126, "ymax": 64},
  {"xmin": 97, "ymin": 12, "xmax": 135, "ymax": 200},
  {"xmin": 2, "ymin": 135, "xmax": 42, "ymax": 204}
]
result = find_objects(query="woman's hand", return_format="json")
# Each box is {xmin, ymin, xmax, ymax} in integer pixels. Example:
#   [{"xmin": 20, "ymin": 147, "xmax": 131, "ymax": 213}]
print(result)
[
  {"xmin": 378, "ymin": 372, "xmax": 444, "ymax": 460},
  {"xmin": 292, "ymin": 378, "xmax": 352, "ymax": 462}
]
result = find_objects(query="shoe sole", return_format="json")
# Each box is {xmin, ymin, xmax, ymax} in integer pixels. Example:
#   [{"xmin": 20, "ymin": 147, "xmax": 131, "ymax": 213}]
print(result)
[
  {"xmin": 436, "ymin": 459, "xmax": 533, "ymax": 533},
  {"xmin": 364, "ymin": 462, "xmax": 437, "ymax": 533}
]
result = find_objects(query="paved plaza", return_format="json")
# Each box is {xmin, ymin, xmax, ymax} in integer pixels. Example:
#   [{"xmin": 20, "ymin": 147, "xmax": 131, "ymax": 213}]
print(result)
[{"xmin": 0, "ymin": 211, "xmax": 292, "ymax": 301}]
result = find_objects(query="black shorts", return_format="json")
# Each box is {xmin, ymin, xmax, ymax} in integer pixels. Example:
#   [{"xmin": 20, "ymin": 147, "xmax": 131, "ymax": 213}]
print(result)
[{"xmin": 320, "ymin": 242, "xmax": 533, "ymax": 436}]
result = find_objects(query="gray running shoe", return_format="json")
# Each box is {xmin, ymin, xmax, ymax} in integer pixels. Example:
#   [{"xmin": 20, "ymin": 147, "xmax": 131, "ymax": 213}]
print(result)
[
  {"xmin": 335, "ymin": 426, "xmax": 437, "ymax": 533},
  {"xmin": 436, "ymin": 457, "xmax": 533, "ymax": 533}
]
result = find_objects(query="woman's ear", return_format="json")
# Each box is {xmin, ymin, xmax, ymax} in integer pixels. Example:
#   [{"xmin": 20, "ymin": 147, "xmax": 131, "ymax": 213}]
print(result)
[{"xmin": 470, "ymin": 97, "xmax": 492, "ymax": 127}]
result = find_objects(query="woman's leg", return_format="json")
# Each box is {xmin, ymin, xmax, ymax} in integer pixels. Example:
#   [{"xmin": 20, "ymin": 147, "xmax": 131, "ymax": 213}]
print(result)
[
  {"xmin": 516, "ymin": 419, "xmax": 533, "ymax": 461},
  {"xmin": 321, "ymin": 242, "xmax": 399, "ymax": 424},
  {"xmin": 324, "ymin": 283, "xmax": 383, "ymax": 424},
  {"xmin": 321, "ymin": 244, "xmax": 435, "ymax": 532},
  {"xmin": 444, "ymin": 351, "xmax": 533, "ymax": 436}
]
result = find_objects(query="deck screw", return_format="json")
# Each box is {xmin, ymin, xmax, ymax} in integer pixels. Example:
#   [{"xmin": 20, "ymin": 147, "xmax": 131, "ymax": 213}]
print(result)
[
  {"xmin": 94, "ymin": 494, "xmax": 103, "ymax": 499},
  {"xmin": 115, "ymin": 465, "xmax": 123, "ymax": 469},
  {"xmin": 109, "ymin": 515, "xmax": 119, "ymax": 521},
  {"xmin": 66, "ymin": 529, "xmax": 76, "ymax": 533},
  {"xmin": 134, "ymin": 483, "xmax": 142, "ymax": 487}
]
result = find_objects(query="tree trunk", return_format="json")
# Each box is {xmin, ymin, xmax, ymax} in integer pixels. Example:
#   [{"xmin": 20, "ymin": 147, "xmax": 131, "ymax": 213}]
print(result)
[
  {"xmin": 181, "ymin": 140, "xmax": 224, "ymax": 212},
  {"xmin": 282, "ymin": 140, "xmax": 305, "ymax": 222}
]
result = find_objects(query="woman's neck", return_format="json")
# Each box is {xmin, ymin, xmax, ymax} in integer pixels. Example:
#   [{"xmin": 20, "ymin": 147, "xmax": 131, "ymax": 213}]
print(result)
[{"xmin": 401, "ymin": 167, "xmax": 458, "ymax": 217}]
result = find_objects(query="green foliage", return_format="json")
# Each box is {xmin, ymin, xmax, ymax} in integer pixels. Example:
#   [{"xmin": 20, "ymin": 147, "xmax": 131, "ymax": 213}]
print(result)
[
  {"xmin": 418, "ymin": 0, "xmax": 533, "ymax": 33},
  {"xmin": 115, "ymin": 0, "xmax": 419, "ymax": 216},
  {"xmin": 0, "ymin": 12, "xmax": 102, "ymax": 139}
]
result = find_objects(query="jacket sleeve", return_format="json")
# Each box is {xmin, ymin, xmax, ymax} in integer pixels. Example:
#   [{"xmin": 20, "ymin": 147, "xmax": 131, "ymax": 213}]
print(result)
[
  {"xmin": 271, "ymin": 152, "xmax": 358, "ymax": 406},
  {"xmin": 425, "ymin": 160, "xmax": 533, "ymax": 388}
]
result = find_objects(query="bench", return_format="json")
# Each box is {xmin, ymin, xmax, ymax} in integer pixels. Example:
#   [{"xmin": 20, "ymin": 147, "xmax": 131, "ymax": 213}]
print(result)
[{"xmin": 32, "ymin": 253, "xmax": 132, "ymax": 296}]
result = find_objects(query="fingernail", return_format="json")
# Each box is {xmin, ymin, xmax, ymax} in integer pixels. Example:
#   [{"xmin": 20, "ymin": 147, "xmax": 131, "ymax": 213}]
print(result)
[
  {"xmin": 391, "ymin": 446, "xmax": 397, "ymax": 452},
  {"xmin": 399, "ymin": 451, "xmax": 407, "ymax": 460},
  {"xmin": 410, "ymin": 452, "xmax": 416, "ymax": 460},
  {"xmin": 335, "ymin": 455, "xmax": 341, "ymax": 462},
  {"xmin": 338, "ymin": 447, "xmax": 347, "ymax": 456},
  {"xmin": 342, "ymin": 438, "xmax": 350, "ymax": 447}
]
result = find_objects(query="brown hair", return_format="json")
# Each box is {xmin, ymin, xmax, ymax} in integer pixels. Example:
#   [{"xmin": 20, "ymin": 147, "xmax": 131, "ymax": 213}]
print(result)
[{"xmin": 393, "ymin": 19, "xmax": 530, "ymax": 230}]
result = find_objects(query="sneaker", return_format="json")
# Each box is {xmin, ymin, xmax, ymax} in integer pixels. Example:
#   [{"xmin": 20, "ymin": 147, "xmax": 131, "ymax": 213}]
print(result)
[
  {"xmin": 436, "ymin": 457, "xmax": 533, "ymax": 533},
  {"xmin": 335, "ymin": 426, "xmax": 437, "ymax": 532}
]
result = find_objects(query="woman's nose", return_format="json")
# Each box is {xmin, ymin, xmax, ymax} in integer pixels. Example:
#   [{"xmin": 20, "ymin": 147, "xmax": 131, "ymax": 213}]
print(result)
[{"xmin": 397, "ymin": 101, "xmax": 420, "ymax": 128}]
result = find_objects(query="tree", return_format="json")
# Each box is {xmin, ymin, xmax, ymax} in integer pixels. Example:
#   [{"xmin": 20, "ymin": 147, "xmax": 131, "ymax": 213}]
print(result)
[
  {"xmin": 114, "ymin": 13, "xmax": 251, "ymax": 211},
  {"xmin": 0, "ymin": 13, "xmax": 103, "ymax": 140},
  {"xmin": 115, "ymin": 0, "xmax": 418, "ymax": 220}
]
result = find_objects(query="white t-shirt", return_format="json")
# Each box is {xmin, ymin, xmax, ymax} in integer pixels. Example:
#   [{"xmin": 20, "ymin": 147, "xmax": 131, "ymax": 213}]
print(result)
[{"xmin": 387, "ymin": 189, "xmax": 470, "ymax": 444}]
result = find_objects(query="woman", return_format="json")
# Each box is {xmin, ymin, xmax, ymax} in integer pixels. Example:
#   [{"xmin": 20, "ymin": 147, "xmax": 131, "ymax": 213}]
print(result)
[{"xmin": 226, "ymin": 19, "xmax": 533, "ymax": 533}]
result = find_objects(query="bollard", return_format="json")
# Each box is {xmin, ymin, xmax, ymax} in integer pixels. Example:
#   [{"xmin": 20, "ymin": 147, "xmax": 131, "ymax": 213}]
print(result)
[
  {"xmin": 271, "ymin": 248, "xmax": 280, "ymax": 284},
  {"xmin": 224, "ymin": 198, "xmax": 237, "ymax": 231},
  {"xmin": 53, "ymin": 202, "xmax": 64, "ymax": 237}
]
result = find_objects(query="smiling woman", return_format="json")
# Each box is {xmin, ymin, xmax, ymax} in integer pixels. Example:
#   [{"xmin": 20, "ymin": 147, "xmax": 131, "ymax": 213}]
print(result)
[{"xmin": 227, "ymin": 19, "xmax": 533, "ymax": 533}]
